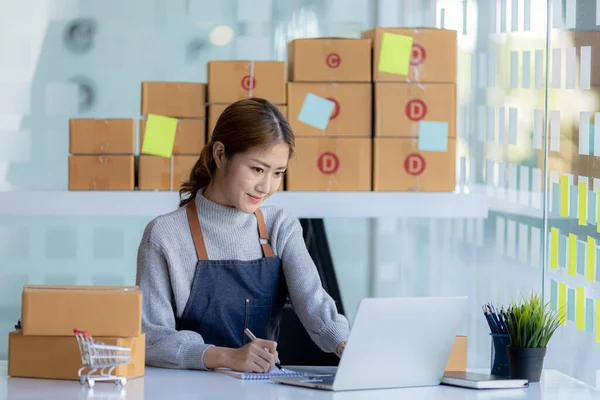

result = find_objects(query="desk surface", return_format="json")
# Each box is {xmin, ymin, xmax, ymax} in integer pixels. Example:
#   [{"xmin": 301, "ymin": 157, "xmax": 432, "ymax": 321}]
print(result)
[{"xmin": 0, "ymin": 362, "xmax": 598, "ymax": 400}]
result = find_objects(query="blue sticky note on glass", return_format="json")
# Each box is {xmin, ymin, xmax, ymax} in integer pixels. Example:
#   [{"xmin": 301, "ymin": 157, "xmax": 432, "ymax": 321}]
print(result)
[
  {"xmin": 586, "ymin": 298, "xmax": 594, "ymax": 332},
  {"xmin": 418, "ymin": 121, "xmax": 448, "ymax": 152},
  {"xmin": 567, "ymin": 288, "xmax": 575, "ymax": 321},
  {"xmin": 297, "ymin": 93, "xmax": 335, "ymax": 130},
  {"xmin": 552, "ymin": 182, "xmax": 561, "ymax": 216},
  {"xmin": 550, "ymin": 280, "xmax": 558, "ymax": 311},
  {"xmin": 570, "ymin": 185, "xmax": 578, "ymax": 219},
  {"xmin": 559, "ymin": 235, "xmax": 567, "ymax": 268},
  {"xmin": 589, "ymin": 191, "xmax": 597, "ymax": 225},
  {"xmin": 577, "ymin": 241, "xmax": 586, "ymax": 275}
]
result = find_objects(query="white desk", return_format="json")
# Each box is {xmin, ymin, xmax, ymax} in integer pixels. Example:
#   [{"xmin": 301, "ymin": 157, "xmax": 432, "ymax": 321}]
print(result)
[{"xmin": 0, "ymin": 362, "xmax": 598, "ymax": 400}]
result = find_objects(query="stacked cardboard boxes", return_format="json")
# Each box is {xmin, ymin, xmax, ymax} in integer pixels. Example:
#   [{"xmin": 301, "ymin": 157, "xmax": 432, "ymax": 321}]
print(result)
[
  {"xmin": 68, "ymin": 119, "xmax": 136, "ymax": 190},
  {"xmin": 207, "ymin": 60, "xmax": 287, "ymax": 191},
  {"xmin": 138, "ymin": 82, "xmax": 206, "ymax": 191},
  {"xmin": 8, "ymin": 285, "xmax": 145, "ymax": 381},
  {"xmin": 286, "ymin": 38, "xmax": 373, "ymax": 191},
  {"xmin": 362, "ymin": 28, "xmax": 458, "ymax": 192}
]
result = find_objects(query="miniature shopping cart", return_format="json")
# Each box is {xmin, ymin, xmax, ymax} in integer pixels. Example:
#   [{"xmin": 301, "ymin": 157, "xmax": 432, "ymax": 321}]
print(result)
[{"xmin": 74, "ymin": 328, "xmax": 132, "ymax": 388}]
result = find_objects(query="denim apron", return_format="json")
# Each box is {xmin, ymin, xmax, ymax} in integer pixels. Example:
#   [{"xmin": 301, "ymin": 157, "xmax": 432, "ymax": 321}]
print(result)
[{"xmin": 176, "ymin": 200, "xmax": 288, "ymax": 348}]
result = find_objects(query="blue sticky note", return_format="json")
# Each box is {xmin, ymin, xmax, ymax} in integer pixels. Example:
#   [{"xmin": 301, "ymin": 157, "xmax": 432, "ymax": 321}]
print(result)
[
  {"xmin": 567, "ymin": 288, "xmax": 575, "ymax": 321},
  {"xmin": 559, "ymin": 235, "xmax": 568, "ymax": 268},
  {"xmin": 588, "ymin": 191, "xmax": 597, "ymax": 225},
  {"xmin": 552, "ymin": 182, "xmax": 561, "ymax": 216},
  {"xmin": 570, "ymin": 185, "xmax": 578, "ymax": 219},
  {"xmin": 577, "ymin": 241, "xmax": 586, "ymax": 276},
  {"xmin": 586, "ymin": 298, "xmax": 594, "ymax": 332},
  {"xmin": 297, "ymin": 93, "xmax": 335, "ymax": 130},
  {"xmin": 550, "ymin": 280, "xmax": 558, "ymax": 311},
  {"xmin": 418, "ymin": 121, "xmax": 448, "ymax": 152}
]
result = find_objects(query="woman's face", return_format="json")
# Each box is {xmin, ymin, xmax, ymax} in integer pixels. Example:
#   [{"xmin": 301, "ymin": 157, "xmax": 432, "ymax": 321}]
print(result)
[{"xmin": 216, "ymin": 142, "xmax": 290, "ymax": 214}]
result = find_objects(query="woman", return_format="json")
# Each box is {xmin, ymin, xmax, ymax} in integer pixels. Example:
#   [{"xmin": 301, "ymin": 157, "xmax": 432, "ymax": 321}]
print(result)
[{"xmin": 136, "ymin": 98, "xmax": 349, "ymax": 374}]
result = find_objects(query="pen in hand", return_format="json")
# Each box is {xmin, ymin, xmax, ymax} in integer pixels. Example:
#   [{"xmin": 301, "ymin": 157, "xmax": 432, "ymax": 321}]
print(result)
[{"xmin": 244, "ymin": 328, "xmax": 283, "ymax": 371}]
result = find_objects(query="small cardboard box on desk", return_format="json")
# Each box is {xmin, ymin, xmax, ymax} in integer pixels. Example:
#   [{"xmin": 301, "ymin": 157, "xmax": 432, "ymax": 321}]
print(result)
[{"xmin": 8, "ymin": 285, "xmax": 145, "ymax": 381}]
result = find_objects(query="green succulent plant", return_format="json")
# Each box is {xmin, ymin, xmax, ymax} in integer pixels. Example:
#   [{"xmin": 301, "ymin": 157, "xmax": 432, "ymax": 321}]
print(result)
[{"xmin": 505, "ymin": 291, "xmax": 565, "ymax": 348}]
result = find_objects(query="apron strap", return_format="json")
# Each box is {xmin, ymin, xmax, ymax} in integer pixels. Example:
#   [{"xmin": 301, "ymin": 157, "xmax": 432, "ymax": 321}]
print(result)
[
  {"xmin": 254, "ymin": 209, "xmax": 275, "ymax": 258},
  {"xmin": 186, "ymin": 200, "xmax": 209, "ymax": 261}
]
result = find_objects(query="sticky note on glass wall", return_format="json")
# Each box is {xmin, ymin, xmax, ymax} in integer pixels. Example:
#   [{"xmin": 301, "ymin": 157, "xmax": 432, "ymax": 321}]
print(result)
[
  {"xmin": 550, "ymin": 227, "xmax": 559, "ymax": 269},
  {"xmin": 558, "ymin": 282, "xmax": 566, "ymax": 324},
  {"xmin": 297, "ymin": 93, "xmax": 335, "ymax": 130},
  {"xmin": 378, "ymin": 33, "xmax": 413, "ymax": 75},
  {"xmin": 576, "ymin": 287, "xmax": 585, "ymax": 331},
  {"xmin": 141, "ymin": 114, "xmax": 178, "ymax": 158},
  {"xmin": 578, "ymin": 182, "xmax": 588, "ymax": 225},
  {"xmin": 550, "ymin": 279, "xmax": 558, "ymax": 310},
  {"xmin": 560, "ymin": 175, "xmax": 570, "ymax": 217},
  {"xmin": 587, "ymin": 236, "xmax": 596, "ymax": 282},
  {"xmin": 418, "ymin": 121, "xmax": 448, "ymax": 152},
  {"xmin": 568, "ymin": 233, "xmax": 577, "ymax": 277},
  {"xmin": 567, "ymin": 288, "xmax": 575, "ymax": 321}
]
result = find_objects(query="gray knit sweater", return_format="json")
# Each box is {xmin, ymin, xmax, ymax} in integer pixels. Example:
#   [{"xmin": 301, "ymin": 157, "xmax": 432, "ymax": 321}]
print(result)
[{"xmin": 135, "ymin": 190, "xmax": 350, "ymax": 370}]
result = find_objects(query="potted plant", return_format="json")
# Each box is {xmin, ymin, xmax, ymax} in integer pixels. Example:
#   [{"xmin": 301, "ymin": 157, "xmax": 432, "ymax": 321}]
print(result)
[{"xmin": 505, "ymin": 292, "xmax": 564, "ymax": 382}]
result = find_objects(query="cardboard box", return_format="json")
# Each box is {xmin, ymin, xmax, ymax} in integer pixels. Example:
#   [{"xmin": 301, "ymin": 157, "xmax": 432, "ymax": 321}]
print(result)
[
  {"xmin": 208, "ymin": 61, "xmax": 286, "ymax": 104},
  {"xmin": 208, "ymin": 104, "xmax": 288, "ymax": 138},
  {"xmin": 361, "ymin": 28, "xmax": 457, "ymax": 83},
  {"xmin": 138, "ymin": 155, "xmax": 198, "ymax": 191},
  {"xmin": 288, "ymin": 83, "xmax": 372, "ymax": 137},
  {"xmin": 140, "ymin": 119, "xmax": 205, "ymax": 155},
  {"xmin": 287, "ymin": 138, "xmax": 371, "ymax": 191},
  {"xmin": 375, "ymin": 83, "xmax": 456, "ymax": 137},
  {"xmin": 69, "ymin": 119, "xmax": 135, "ymax": 155},
  {"xmin": 68, "ymin": 155, "xmax": 134, "ymax": 191},
  {"xmin": 141, "ymin": 82, "xmax": 206, "ymax": 118},
  {"xmin": 287, "ymin": 38, "xmax": 372, "ymax": 82},
  {"xmin": 373, "ymin": 137, "xmax": 456, "ymax": 191},
  {"xmin": 8, "ymin": 331, "xmax": 145, "ymax": 380},
  {"xmin": 444, "ymin": 335, "xmax": 467, "ymax": 372},
  {"xmin": 21, "ymin": 285, "xmax": 142, "ymax": 337}
]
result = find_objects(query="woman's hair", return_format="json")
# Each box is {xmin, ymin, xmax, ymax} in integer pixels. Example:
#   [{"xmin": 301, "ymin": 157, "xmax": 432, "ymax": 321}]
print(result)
[{"xmin": 179, "ymin": 97, "xmax": 294, "ymax": 207}]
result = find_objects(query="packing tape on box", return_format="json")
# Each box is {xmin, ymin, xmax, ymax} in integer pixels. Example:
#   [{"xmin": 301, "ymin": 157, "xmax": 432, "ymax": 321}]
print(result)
[{"xmin": 407, "ymin": 28, "xmax": 425, "ymax": 91}]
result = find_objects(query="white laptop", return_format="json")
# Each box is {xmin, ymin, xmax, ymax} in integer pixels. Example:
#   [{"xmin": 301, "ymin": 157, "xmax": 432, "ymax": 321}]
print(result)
[{"xmin": 271, "ymin": 296, "xmax": 468, "ymax": 391}]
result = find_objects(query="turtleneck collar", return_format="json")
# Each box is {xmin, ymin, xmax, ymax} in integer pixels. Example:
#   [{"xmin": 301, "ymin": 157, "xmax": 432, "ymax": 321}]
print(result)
[{"xmin": 193, "ymin": 188, "xmax": 252, "ymax": 228}]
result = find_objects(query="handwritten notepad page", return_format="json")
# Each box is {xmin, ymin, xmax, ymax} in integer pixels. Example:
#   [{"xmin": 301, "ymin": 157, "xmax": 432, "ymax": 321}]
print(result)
[{"xmin": 216, "ymin": 368, "xmax": 307, "ymax": 380}]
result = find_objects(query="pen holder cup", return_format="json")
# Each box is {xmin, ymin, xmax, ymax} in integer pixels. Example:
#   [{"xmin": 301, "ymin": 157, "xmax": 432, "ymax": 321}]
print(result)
[{"xmin": 490, "ymin": 333, "xmax": 511, "ymax": 378}]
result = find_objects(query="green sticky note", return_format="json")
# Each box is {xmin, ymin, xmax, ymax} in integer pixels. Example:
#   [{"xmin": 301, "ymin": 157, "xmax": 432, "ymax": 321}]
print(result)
[
  {"xmin": 550, "ymin": 227, "xmax": 559, "ymax": 269},
  {"xmin": 550, "ymin": 279, "xmax": 558, "ymax": 311},
  {"xmin": 578, "ymin": 182, "xmax": 587, "ymax": 225},
  {"xmin": 141, "ymin": 114, "xmax": 178, "ymax": 158},
  {"xmin": 576, "ymin": 287, "xmax": 585, "ymax": 331},
  {"xmin": 586, "ymin": 236, "xmax": 596, "ymax": 282},
  {"xmin": 586, "ymin": 298, "xmax": 594, "ymax": 332},
  {"xmin": 378, "ymin": 33, "xmax": 413, "ymax": 75},
  {"xmin": 560, "ymin": 176, "xmax": 570, "ymax": 217},
  {"xmin": 568, "ymin": 233, "xmax": 577, "ymax": 277},
  {"xmin": 567, "ymin": 288, "xmax": 575, "ymax": 321}
]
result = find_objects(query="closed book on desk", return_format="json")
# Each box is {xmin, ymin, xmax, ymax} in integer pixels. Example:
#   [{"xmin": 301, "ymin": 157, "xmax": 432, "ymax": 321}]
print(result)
[{"xmin": 441, "ymin": 372, "xmax": 529, "ymax": 389}]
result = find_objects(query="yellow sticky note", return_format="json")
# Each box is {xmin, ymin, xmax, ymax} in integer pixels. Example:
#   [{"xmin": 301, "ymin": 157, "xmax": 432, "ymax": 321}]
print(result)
[
  {"xmin": 576, "ymin": 287, "xmax": 584, "ymax": 331},
  {"xmin": 550, "ymin": 228, "xmax": 559, "ymax": 269},
  {"xmin": 568, "ymin": 233, "xmax": 577, "ymax": 277},
  {"xmin": 597, "ymin": 299, "xmax": 600, "ymax": 343},
  {"xmin": 578, "ymin": 182, "xmax": 587, "ymax": 225},
  {"xmin": 597, "ymin": 194, "xmax": 600, "ymax": 234},
  {"xmin": 558, "ymin": 283, "xmax": 567, "ymax": 325},
  {"xmin": 560, "ymin": 175, "xmax": 569, "ymax": 217},
  {"xmin": 378, "ymin": 33, "xmax": 413, "ymax": 75},
  {"xmin": 141, "ymin": 114, "xmax": 178, "ymax": 158},
  {"xmin": 586, "ymin": 236, "xmax": 596, "ymax": 282}
]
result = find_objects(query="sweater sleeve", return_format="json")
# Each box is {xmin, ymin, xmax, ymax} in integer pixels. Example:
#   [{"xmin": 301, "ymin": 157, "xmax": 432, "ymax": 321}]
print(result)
[
  {"xmin": 136, "ymin": 237, "xmax": 214, "ymax": 370},
  {"xmin": 278, "ymin": 215, "xmax": 350, "ymax": 354}
]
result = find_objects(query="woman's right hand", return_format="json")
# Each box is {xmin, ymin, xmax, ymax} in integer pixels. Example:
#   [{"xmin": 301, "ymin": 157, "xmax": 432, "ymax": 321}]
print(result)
[{"xmin": 226, "ymin": 339, "xmax": 278, "ymax": 373}]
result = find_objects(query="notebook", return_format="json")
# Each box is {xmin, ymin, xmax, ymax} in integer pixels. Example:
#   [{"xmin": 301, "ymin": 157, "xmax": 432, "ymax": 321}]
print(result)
[
  {"xmin": 441, "ymin": 372, "xmax": 529, "ymax": 389},
  {"xmin": 216, "ymin": 368, "xmax": 307, "ymax": 380}
]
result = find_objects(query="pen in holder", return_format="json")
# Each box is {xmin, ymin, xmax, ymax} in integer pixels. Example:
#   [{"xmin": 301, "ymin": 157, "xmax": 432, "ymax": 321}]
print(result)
[{"xmin": 490, "ymin": 333, "xmax": 511, "ymax": 378}]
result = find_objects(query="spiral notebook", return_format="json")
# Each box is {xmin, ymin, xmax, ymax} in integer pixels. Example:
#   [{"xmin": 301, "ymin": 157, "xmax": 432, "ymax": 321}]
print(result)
[{"xmin": 216, "ymin": 368, "xmax": 307, "ymax": 380}]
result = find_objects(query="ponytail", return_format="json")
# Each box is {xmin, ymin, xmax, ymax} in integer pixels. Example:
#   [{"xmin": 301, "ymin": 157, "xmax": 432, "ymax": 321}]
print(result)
[{"xmin": 179, "ymin": 143, "xmax": 215, "ymax": 207}]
